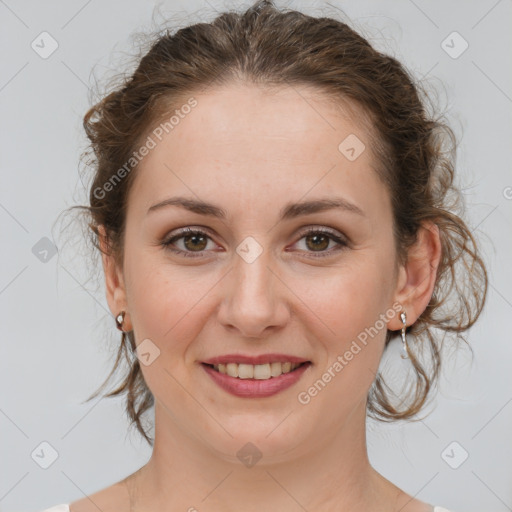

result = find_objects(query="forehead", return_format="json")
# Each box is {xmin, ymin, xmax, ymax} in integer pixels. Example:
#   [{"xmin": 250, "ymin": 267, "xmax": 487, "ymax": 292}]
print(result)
[
  {"xmin": 128, "ymin": 82, "xmax": 387, "ymax": 221},
  {"xmin": 165, "ymin": 82, "xmax": 374, "ymax": 154}
]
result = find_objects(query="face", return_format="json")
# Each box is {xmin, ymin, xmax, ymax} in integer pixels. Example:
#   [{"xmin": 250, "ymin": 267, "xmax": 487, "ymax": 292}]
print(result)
[{"xmin": 103, "ymin": 82, "xmax": 411, "ymax": 463}]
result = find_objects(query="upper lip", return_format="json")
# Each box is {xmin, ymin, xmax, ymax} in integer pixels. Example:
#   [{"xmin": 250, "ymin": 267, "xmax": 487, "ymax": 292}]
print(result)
[{"xmin": 202, "ymin": 354, "xmax": 310, "ymax": 365}]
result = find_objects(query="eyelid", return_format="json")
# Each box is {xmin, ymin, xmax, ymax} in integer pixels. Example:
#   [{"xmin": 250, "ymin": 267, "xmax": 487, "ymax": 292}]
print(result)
[{"xmin": 294, "ymin": 225, "xmax": 345, "ymax": 241}]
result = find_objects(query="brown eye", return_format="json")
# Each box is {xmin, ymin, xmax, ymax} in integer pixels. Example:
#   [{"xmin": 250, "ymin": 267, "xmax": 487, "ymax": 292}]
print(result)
[
  {"xmin": 162, "ymin": 228, "xmax": 215, "ymax": 258},
  {"xmin": 292, "ymin": 228, "xmax": 348, "ymax": 258},
  {"xmin": 304, "ymin": 232, "xmax": 330, "ymax": 252},
  {"xmin": 182, "ymin": 233, "xmax": 208, "ymax": 251}
]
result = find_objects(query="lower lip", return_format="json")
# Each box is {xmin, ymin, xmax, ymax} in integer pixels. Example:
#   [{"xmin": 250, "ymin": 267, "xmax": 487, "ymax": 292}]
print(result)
[{"xmin": 201, "ymin": 362, "xmax": 311, "ymax": 398}]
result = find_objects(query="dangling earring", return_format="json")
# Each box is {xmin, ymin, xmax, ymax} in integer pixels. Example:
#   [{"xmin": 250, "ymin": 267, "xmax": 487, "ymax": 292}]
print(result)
[
  {"xmin": 400, "ymin": 311, "xmax": 410, "ymax": 360},
  {"xmin": 115, "ymin": 311, "xmax": 126, "ymax": 332}
]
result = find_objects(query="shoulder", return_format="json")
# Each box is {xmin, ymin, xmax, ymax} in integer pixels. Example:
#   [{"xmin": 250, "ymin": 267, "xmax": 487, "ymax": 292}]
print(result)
[{"xmin": 67, "ymin": 478, "xmax": 131, "ymax": 512}]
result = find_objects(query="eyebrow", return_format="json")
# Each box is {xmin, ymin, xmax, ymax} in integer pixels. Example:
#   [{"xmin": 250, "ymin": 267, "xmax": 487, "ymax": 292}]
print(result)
[{"xmin": 146, "ymin": 196, "xmax": 366, "ymax": 220}]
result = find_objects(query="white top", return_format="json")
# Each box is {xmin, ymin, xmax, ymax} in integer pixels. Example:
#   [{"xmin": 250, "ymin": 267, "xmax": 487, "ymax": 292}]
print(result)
[{"xmin": 41, "ymin": 505, "xmax": 456, "ymax": 512}]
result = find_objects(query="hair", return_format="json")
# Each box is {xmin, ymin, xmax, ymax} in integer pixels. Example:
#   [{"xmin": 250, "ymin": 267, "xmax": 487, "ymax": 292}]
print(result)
[{"xmin": 71, "ymin": 0, "xmax": 488, "ymax": 446}]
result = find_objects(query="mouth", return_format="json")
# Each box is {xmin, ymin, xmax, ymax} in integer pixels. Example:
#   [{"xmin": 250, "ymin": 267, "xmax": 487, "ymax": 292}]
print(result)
[
  {"xmin": 200, "ymin": 359, "xmax": 312, "ymax": 398},
  {"xmin": 202, "ymin": 361, "xmax": 309, "ymax": 380}
]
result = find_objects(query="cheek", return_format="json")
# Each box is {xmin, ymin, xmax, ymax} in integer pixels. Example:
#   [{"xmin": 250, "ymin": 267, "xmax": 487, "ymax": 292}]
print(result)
[
  {"xmin": 124, "ymin": 253, "xmax": 217, "ymax": 357},
  {"xmin": 295, "ymin": 258, "xmax": 389, "ymax": 343},
  {"xmin": 125, "ymin": 264, "xmax": 217, "ymax": 401},
  {"xmin": 291, "ymin": 255, "xmax": 393, "ymax": 404}
]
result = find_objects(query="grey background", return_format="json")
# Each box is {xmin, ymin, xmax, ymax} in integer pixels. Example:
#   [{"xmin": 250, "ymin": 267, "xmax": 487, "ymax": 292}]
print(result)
[{"xmin": 1, "ymin": 1, "xmax": 511, "ymax": 511}]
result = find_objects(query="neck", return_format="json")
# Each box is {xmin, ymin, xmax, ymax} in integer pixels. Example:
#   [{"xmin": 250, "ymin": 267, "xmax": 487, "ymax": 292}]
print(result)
[{"xmin": 125, "ymin": 400, "xmax": 403, "ymax": 512}]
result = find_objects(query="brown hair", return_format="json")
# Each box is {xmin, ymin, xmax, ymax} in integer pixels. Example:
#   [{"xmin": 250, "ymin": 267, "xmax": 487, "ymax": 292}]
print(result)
[{"xmin": 72, "ymin": 0, "xmax": 488, "ymax": 446}]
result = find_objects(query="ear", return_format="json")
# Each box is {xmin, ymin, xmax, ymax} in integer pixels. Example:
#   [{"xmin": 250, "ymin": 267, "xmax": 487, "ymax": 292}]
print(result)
[
  {"xmin": 98, "ymin": 225, "xmax": 132, "ymax": 331},
  {"xmin": 389, "ymin": 221, "xmax": 442, "ymax": 330}
]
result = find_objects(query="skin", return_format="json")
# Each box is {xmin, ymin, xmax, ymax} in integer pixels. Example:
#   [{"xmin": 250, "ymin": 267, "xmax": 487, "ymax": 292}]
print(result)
[{"xmin": 70, "ymin": 82, "xmax": 441, "ymax": 512}]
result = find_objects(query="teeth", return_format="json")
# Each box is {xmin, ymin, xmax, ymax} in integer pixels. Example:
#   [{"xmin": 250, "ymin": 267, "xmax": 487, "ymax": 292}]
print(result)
[
  {"xmin": 253, "ymin": 363, "xmax": 271, "ymax": 380},
  {"xmin": 226, "ymin": 363, "xmax": 238, "ymax": 377},
  {"xmin": 270, "ymin": 362, "xmax": 282, "ymax": 377},
  {"xmin": 238, "ymin": 364, "xmax": 254, "ymax": 379},
  {"xmin": 212, "ymin": 362, "xmax": 303, "ymax": 379}
]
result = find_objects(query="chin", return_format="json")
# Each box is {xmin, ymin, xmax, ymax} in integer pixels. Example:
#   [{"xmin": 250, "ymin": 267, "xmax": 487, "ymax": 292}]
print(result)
[{"xmin": 201, "ymin": 414, "xmax": 312, "ymax": 465}]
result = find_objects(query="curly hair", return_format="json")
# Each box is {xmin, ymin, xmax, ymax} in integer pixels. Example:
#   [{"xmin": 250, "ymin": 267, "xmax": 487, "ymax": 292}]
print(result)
[{"xmin": 72, "ymin": 0, "xmax": 488, "ymax": 446}]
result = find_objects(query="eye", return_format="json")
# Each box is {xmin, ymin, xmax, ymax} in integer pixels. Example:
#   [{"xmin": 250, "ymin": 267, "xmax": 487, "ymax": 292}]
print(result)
[
  {"xmin": 162, "ymin": 227, "xmax": 217, "ymax": 258},
  {"xmin": 162, "ymin": 226, "xmax": 348, "ymax": 259},
  {"xmin": 290, "ymin": 227, "xmax": 348, "ymax": 258}
]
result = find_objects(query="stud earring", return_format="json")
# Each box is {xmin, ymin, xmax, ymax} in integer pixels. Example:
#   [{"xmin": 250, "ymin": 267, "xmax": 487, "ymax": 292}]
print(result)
[
  {"xmin": 115, "ymin": 311, "xmax": 126, "ymax": 332},
  {"xmin": 400, "ymin": 311, "xmax": 410, "ymax": 360}
]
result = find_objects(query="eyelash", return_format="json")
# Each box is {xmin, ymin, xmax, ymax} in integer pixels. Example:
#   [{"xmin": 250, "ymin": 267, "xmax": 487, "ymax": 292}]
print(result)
[{"xmin": 161, "ymin": 226, "xmax": 348, "ymax": 259}]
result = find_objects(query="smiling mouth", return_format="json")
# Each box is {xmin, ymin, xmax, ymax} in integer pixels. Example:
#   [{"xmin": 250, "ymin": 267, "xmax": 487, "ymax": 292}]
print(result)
[{"xmin": 202, "ymin": 361, "xmax": 309, "ymax": 380}]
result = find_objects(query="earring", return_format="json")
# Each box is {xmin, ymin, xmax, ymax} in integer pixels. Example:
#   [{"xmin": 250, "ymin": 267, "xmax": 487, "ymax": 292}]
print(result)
[
  {"xmin": 115, "ymin": 311, "xmax": 126, "ymax": 332},
  {"xmin": 400, "ymin": 311, "xmax": 410, "ymax": 360}
]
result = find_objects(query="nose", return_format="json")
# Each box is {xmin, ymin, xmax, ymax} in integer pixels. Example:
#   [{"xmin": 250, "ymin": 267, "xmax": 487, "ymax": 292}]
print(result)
[{"xmin": 216, "ymin": 248, "xmax": 290, "ymax": 339}]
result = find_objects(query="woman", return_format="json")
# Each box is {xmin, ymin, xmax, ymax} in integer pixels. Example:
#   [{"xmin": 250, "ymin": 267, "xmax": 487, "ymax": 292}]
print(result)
[{"xmin": 42, "ymin": 1, "xmax": 487, "ymax": 510}]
